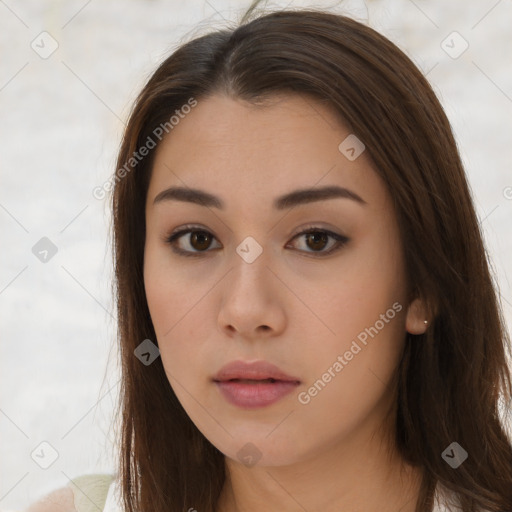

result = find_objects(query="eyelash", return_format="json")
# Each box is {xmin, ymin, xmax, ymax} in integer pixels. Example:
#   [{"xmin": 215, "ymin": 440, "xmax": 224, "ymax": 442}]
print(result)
[{"xmin": 164, "ymin": 224, "xmax": 350, "ymax": 258}]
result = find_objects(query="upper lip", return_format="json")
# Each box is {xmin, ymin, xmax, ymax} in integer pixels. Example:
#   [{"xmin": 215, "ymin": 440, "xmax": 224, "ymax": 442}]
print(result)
[{"xmin": 213, "ymin": 360, "xmax": 301, "ymax": 383}]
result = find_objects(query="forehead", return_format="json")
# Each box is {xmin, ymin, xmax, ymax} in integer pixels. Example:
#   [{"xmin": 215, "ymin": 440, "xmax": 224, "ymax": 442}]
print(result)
[{"xmin": 147, "ymin": 93, "xmax": 389, "ymax": 214}]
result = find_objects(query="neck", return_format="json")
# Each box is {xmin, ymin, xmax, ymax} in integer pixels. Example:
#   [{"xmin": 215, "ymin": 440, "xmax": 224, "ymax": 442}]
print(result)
[{"xmin": 217, "ymin": 422, "xmax": 423, "ymax": 512}]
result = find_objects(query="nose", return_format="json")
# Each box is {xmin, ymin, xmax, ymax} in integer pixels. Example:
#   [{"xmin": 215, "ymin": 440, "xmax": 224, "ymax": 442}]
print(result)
[{"xmin": 217, "ymin": 247, "xmax": 287, "ymax": 340}]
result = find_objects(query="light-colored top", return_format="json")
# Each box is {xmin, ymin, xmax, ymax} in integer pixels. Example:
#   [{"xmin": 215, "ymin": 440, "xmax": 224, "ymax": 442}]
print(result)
[
  {"xmin": 67, "ymin": 473, "xmax": 116, "ymax": 512},
  {"xmin": 64, "ymin": 473, "xmax": 469, "ymax": 512}
]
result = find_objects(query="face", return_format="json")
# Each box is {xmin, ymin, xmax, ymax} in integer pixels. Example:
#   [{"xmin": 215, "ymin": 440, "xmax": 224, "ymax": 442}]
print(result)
[{"xmin": 143, "ymin": 93, "xmax": 427, "ymax": 467}]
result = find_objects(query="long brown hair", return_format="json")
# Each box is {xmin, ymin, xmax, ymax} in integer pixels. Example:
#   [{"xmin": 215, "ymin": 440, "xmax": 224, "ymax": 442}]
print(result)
[{"xmin": 110, "ymin": 4, "xmax": 512, "ymax": 511}]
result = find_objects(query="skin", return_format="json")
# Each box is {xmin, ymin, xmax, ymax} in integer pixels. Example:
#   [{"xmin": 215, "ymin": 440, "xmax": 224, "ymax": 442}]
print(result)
[
  {"xmin": 25, "ymin": 487, "xmax": 76, "ymax": 512},
  {"xmin": 143, "ymin": 93, "xmax": 429, "ymax": 512}
]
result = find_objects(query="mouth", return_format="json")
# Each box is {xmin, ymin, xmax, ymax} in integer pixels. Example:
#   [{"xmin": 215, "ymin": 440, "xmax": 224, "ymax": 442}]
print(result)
[
  {"xmin": 212, "ymin": 361, "xmax": 301, "ymax": 409},
  {"xmin": 217, "ymin": 378, "xmax": 285, "ymax": 383},
  {"xmin": 214, "ymin": 379, "xmax": 300, "ymax": 409},
  {"xmin": 212, "ymin": 360, "xmax": 301, "ymax": 384}
]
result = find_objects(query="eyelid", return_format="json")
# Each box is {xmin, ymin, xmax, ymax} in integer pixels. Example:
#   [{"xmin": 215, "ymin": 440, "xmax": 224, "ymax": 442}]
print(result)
[
  {"xmin": 165, "ymin": 224, "xmax": 221, "ymax": 257},
  {"xmin": 165, "ymin": 223, "xmax": 349, "ymax": 257},
  {"xmin": 167, "ymin": 223, "xmax": 215, "ymax": 239},
  {"xmin": 286, "ymin": 224, "xmax": 349, "ymax": 256}
]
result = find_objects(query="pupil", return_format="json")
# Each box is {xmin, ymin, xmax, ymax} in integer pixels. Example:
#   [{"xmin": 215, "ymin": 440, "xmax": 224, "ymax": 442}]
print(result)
[
  {"xmin": 192, "ymin": 231, "xmax": 210, "ymax": 250},
  {"xmin": 307, "ymin": 232, "xmax": 327, "ymax": 251}
]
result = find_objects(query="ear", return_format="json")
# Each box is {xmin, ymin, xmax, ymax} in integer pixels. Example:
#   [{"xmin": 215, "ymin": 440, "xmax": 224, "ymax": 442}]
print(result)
[{"xmin": 405, "ymin": 297, "xmax": 430, "ymax": 335}]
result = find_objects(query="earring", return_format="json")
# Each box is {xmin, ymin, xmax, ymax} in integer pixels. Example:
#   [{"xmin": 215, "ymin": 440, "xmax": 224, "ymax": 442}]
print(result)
[{"xmin": 424, "ymin": 320, "xmax": 428, "ymax": 324}]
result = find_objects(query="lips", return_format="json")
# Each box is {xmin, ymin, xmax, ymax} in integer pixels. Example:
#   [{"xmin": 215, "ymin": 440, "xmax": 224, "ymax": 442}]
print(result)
[
  {"xmin": 212, "ymin": 360, "xmax": 301, "ymax": 383},
  {"xmin": 212, "ymin": 360, "xmax": 301, "ymax": 409}
]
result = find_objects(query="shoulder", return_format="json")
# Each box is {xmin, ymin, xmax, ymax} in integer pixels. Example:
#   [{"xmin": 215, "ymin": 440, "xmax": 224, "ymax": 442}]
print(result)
[
  {"xmin": 24, "ymin": 486, "xmax": 76, "ymax": 512},
  {"xmin": 24, "ymin": 474, "xmax": 115, "ymax": 512}
]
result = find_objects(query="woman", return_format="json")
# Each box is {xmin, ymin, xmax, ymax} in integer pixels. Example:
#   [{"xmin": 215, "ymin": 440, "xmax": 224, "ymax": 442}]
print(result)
[{"xmin": 26, "ymin": 3, "xmax": 512, "ymax": 512}]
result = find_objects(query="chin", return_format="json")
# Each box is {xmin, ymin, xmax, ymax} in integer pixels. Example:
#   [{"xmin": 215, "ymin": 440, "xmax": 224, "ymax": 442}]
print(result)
[{"xmin": 209, "ymin": 430, "xmax": 310, "ymax": 468}]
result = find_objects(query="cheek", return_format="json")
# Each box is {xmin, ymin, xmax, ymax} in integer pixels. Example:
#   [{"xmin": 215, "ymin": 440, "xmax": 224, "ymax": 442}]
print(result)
[
  {"xmin": 306, "ymin": 253, "xmax": 403, "ymax": 347},
  {"xmin": 144, "ymin": 264, "xmax": 219, "ymax": 445},
  {"xmin": 296, "ymin": 232, "xmax": 407, "ymax": 402},
  {"xmin": 143, "ymin": 248, "xmax": 214, "ymax": 385},
  {"xmin": 144, "ymin": 239, "xmax": 198, "ymax": 333},
  {"xmin": 293, "ymin": 294, "xmax": 406, "ymax": 454},
  {"xmin": 300, "ymin": 281, "xmax": 406, "ymax": 387}
]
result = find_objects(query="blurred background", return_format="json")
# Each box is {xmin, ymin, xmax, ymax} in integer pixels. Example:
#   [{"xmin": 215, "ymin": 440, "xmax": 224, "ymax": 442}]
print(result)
[{"xmin": 1, "ymin": 0, "xmax": 511, "ymax": 510}]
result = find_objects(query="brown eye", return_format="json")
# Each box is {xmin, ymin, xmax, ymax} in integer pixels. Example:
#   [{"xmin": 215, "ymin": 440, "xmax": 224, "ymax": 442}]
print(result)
[
  {"xmin": 289, "ymin": 228, "xmax": 349, "ymax": 255},
  {"xmin": 304, "ymin": 232, "xmax": 329, "ymax": 251},
  {"xmin": 165, "ymin": 227, "xmax": 221, "ymax": 257},
  {"xmin": 189, "ymin": 231, "xmax": 213, "ymax": 251},
  {"xmin": 166, "ymin": 225, "xmax": 348, "ymax": 258}
]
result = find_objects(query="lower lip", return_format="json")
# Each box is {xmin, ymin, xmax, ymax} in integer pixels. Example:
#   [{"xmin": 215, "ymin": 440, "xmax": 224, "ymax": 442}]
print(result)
[{"xmin": 215, "ymin": 380, "xmax": 300, "ymax": 409}]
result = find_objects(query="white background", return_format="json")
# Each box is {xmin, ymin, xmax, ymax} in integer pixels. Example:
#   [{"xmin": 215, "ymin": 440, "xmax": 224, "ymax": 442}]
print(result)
[{"xmin": 1, "ymin": 0, "xmax": 511, "ymax": 510}]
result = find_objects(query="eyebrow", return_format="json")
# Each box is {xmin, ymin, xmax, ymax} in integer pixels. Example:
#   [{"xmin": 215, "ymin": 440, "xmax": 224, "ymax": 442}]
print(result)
[{"xmin": 152, "ymin": 184, "xmax": 367, "ymax": 210}]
